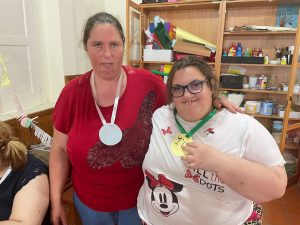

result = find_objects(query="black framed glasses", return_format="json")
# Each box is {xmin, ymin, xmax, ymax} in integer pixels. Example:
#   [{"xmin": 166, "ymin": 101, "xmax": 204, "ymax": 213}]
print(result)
[{"xmin": 171, "ymin": 79, "xmax": 207, "ymax": 98}]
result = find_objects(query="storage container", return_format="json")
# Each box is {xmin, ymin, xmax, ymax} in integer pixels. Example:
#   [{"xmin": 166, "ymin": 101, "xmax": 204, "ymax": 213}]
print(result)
[
  {"xmin": 143, "ymin": 49, "xmax": 173, "ymax": 62},
  {"xmin": 242, "ymin": 57, "xmax": 264, "ymax": 64},
  {"xmin": 220, "ymin": 74, "xmax": 244, "ymax": 89},
  {"xmin": 221, "ymin": 56, "xmax": 242, "ymax": 64}
]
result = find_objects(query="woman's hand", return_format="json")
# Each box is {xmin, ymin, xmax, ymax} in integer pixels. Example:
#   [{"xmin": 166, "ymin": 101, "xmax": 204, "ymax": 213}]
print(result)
[
  {"xmin": 181, "ymin": 141, "xmax": 224, "ymax": 171},
  {"xmin": 213, "ymin": 96, "xmax": 244, "ymax": 113},
  {"xmin": 51, "ymin": 201, "xmax": 68, "ymax": 225}
]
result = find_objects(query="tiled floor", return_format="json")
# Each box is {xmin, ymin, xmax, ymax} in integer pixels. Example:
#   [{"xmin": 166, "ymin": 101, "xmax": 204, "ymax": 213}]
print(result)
[{"xmin": 262, "ymin": 184, "xmax": 300, "ymax": 225}]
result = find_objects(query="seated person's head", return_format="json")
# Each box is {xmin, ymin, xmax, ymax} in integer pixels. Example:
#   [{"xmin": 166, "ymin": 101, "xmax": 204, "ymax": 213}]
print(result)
[{"xmin": 0, "ymin": 121, "xmax": 27, "ymax": 170}]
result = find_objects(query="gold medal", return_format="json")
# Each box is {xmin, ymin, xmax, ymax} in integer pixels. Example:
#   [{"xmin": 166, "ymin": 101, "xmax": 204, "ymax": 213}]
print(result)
[{"xmin": 171, "ymin": 134, "xmax": 192, "ymax": 156}]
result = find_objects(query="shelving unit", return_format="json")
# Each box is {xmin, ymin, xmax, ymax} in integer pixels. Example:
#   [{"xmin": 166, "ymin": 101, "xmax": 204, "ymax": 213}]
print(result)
[
  {"xmin": 219, "ymin": 0, "xmax": 299, "ymax": 140},
  {"xmin": 218, "ymin": 0, "xmax": 300, "ymax": 186},
  {"xmin": 126, "ymin": 0, "xmax": 222, "ymax": 71},
  {"xmin": 126, "ymin": 0, "xmax": 300, "ymax": 184}
]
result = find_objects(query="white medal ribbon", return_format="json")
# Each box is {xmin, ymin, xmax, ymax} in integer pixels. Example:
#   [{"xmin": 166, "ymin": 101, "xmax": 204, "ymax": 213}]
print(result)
[
  {"xmin": 90, "ymin": 70, "xmax": 124, "ymax": 146},
  {"xmin": 0, "ymin": 166, "xmax": 12, "ymax": 185}
]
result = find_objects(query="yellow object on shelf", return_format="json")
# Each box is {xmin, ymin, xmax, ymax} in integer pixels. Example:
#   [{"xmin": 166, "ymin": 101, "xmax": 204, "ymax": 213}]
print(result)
[{"xmin": 175, "ymin": 27, "xmax": 216, "ymax": 51}]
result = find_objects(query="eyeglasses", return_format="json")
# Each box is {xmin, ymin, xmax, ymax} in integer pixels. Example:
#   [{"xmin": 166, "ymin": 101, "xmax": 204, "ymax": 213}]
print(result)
[{"xmin": 171, "ymin": 79, "xmax": 207, "ymax": 98}]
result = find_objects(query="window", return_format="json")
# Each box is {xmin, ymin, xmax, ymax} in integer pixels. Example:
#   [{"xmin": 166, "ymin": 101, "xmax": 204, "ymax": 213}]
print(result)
[{"xmin": 0, "ymin": 0, "xmax": 45, "ymax": 119}]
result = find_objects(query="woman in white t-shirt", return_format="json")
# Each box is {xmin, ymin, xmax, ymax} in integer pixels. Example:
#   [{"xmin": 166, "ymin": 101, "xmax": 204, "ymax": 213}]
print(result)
[{"xmin": 137, "ymin": 56, "xmax": 287, "ymax": 225}]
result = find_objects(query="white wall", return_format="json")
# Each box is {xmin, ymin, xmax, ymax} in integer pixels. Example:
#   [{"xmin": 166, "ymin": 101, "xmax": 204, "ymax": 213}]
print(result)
[
  {"xmin": 0, "ymin": 0, "xmax": 141, "ymax": 120},
  {"xmin": 58, "ymin": 0, "xmax": 106, "ymax": 76},
  {"xmin": 104, "ymin": 1, "xmax": 126, "ymax": 37},
  {"xmin": 51, "ymin": 0, "xmax": 137, "ymax": 102},
  {"xmin": 58, "ymin": 0, "xmax": 141, "ymax": 76},
  {"xmin": 43, "ymin": 0, "xmax": 65, "ymax": 102},
  {"xmin": 0, "ymin": 0, "xmax": 60, "ymax": 120}
]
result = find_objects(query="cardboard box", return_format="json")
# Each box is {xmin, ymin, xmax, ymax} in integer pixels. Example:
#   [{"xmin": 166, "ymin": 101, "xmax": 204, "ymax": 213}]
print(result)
[
  {"xmin": 173, "ymin": 40, "xmax": 211, "ymax": 57},
  {"xmin": 143, "ymin": 49, "xmax": 173, "ymax": 62}
]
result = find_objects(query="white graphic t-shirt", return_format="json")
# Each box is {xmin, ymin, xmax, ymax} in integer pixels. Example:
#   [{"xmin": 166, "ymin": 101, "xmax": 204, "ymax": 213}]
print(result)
[{"xmin": 137, "ymin": 106, "xmax": 285, "ymax": 225}]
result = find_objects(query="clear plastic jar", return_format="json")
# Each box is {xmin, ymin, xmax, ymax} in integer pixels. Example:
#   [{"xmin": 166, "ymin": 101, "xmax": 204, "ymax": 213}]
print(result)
[
  {"xmin": 267, "ymin": 74, "xmax": 278, "ymax": 90},
  {"xmin": 271, "ymin": 120, "xmax": 282, "ymax": 145}
]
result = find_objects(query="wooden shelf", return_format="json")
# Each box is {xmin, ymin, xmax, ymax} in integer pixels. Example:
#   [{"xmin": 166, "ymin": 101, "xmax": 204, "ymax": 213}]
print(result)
[
  {"xmin": 129, "ymin": 60, "xmax": 141, "ymax": 65},
  {"xmin": 287, "ymin": 122, "xmax": 300, "ymax": 131},
  {"xmin": 285, "ymin": 143, "xmax": 300, "ymax": 150},
  {"xmin": 219, "ymin": 88, "xmax": 287, "ymax": 95},
  {"xmin": 221, "ymin": 63, "xmax": 291, "ymax": 67},
  {"xmin": 142, "ymin": 61, "xmax": 215, "ymax": 66},
  {"xmin": 140, "ymin": 1, "xmax": 220, "ymax": 11},
  {"xmin": 224, "ymin": 31, "xmax": 296, "ymax": 36},
  {"xmin": 226, "ymin": 0, "xmax": 300, "ymax": 8},
  {"xmin": 289, "ymin": 118, "xmax": 300, "ymax": 121},
  {"xmin": 142, "ymin": 61, "xmax": 175, "ymax": 65},
  {"xmin": 247, "ymin": 113, "xmax": 283, "ymax": 119}
]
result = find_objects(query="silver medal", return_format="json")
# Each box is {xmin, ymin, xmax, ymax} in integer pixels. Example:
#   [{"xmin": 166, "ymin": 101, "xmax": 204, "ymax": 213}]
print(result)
[{"xmin": 99, "ymin": 123, "xmax": 122, "ymax": 146}]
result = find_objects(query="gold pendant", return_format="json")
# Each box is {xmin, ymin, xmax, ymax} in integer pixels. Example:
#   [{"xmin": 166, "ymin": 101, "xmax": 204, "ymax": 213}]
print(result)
[{"xmin": 171, "ymin": 134, "xmax": 192, "ymax": 156}]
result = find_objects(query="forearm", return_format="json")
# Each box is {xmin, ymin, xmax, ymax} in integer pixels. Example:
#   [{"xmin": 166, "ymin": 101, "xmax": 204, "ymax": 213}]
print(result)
[
  {"xmin": 49, "ymin": 148, "xmax": 70, "ymax": 205},
  {"xmin": 0, "ymin": 220, "xmax": 40, "ymax": 225},
  {"xmin": 214, "ymin": 153, "xmax": 287, "ymax": 203},
  {"xmin": 0, "ymin": 221, "xmax": 24, "ymax": 225}
]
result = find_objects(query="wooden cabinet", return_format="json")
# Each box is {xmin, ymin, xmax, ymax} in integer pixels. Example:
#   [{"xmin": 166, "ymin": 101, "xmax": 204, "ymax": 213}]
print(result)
[
  {"xmin": 219, "ymin": 1, "xmax": 300, "ymax": 185},
  {"xmin": 126, "ymin": 0, "xmax": 222, "ymax": 71},
  {"xmin": 219, "ymin": 0, "xmax": 300, "ymax": 185},
  {"xmin": 218, "ymin": 0, "xmax": 300, "ymax": 149},
  {"xmin": 126, "ymin": 0, "xmax": 300, "ymax": 184}
]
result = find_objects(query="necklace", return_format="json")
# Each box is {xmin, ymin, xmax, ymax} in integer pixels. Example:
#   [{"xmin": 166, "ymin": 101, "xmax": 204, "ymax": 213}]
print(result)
[
  {"xmin": 171, "ymin": 108, "xmax": 217, "ymax": 156},
  {"xmin": 90, "ymin": 70, "xmax": 124, "ymax": 146}
]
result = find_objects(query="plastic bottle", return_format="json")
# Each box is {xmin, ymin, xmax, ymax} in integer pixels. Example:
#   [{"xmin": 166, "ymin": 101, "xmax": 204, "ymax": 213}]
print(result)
[
  {"xmin": 281, "ymin": 55, "xmax": 287, "ymax": 65},
  {"xmin": 236, "ymin": 42, "xmax": 243, "ymax": 57},
  {"xmin": 264, "ymin": 54, "xmax": 269, "ymax": 64},
  {"xmin": 253, "ymin": 48, "xmax": 258, "ymax": 57},
  {"xmin": 258, "ymin": 48, "xmax": 263, "ymax": 57}
]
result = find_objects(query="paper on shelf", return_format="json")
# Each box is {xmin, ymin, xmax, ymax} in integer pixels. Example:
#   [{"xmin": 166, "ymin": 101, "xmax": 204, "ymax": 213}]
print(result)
[
  {"xmin": 175, "ymin": 27, "xmax": 216, "ymax": 51},
  {"xmin": 228, "ymin": 25, "xmax": 296, "ymax": 32}
]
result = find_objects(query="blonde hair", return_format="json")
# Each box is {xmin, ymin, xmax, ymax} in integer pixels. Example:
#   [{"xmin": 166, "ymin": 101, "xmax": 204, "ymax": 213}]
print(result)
[{"xmin": 0, "ymin": 121, "xmax": 27, "ymax": 170}]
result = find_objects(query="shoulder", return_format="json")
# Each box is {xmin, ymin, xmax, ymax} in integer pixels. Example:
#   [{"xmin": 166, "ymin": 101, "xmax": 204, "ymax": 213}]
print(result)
[
  {"xmin": 61, "ymin": 70, "xmax": 92, "ymax": 94},
  {"xmin": 217, "ymin": 109, "xmax": 265, "ymax": 130},
  {"xmin": 16, "ymin": 154, "xmax": 48, "ymax": 190},
  {"xmin": 153, "ymin": 105, "xmax": 171, "ymax": 120},
  {"xmin": 4, "ymin": 154, "xmax": 48, "ymax": 196},
  {"xmin": 54, "ymin": 70, "xmax": 92, "ymax": 111},
  {"xmin": 123, "ymin": 65, "xmax": 165, "ymax": 86},
  {"xmin": 26, "ymin": 153, "xmax": 48, "ymax": 170}
]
